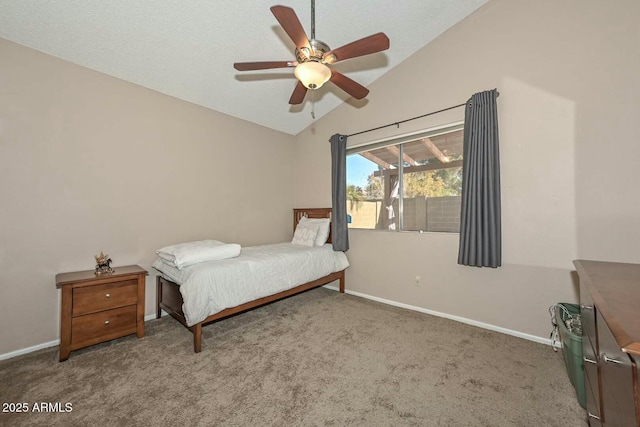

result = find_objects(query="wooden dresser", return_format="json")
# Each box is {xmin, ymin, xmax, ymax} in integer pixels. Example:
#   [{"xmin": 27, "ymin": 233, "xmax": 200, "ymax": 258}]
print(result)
[
  {"xmin": 574, "ymin": 260, "xmax": 640, "ymax": 426},
  {"xmin": 56, "ymin": 265, "xmax": 148, "ymax": 361}
]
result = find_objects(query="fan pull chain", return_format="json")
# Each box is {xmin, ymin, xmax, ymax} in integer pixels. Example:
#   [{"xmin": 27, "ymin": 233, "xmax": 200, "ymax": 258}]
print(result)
[{"xmin": 311, "ymin": 90, "xmax": 316, "ymax": 119}]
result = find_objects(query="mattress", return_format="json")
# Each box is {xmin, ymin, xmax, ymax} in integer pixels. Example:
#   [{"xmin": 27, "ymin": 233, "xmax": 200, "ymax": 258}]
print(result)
[{"xmin": 153, "ymin": 242, "xmax": 349, "ymax": 326}]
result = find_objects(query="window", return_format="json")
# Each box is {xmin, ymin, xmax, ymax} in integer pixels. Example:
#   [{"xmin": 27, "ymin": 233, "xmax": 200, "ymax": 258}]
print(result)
[{"xmin": 346, "ymin": 123, "xmax": 464, "ymax": 233}]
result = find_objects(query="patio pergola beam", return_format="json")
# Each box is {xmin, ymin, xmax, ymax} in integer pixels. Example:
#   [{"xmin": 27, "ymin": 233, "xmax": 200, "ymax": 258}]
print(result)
[
  {"xmin": 421, "ymin": 137, "xmax": 450, "ymax": 163},
  {"xmin": 385, "ymin": 145, "xmax": 418, "ymax": 166},
  {"xmin": 373, "ymin": 159, "xmax": 462, "ymax": 177},
  {"xmin": 359, "ymin": 151, "xmax": 391, "ymax": 169}
]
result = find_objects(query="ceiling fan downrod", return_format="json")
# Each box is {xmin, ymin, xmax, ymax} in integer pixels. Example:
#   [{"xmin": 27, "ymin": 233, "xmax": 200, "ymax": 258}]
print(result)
[
  {"xmin": 311, "ymin": 0, "xmax": 316, "ymax": 40},
  {"xmin": 310, "ymin": 0, "xmax": 316, "ymax": 40}
]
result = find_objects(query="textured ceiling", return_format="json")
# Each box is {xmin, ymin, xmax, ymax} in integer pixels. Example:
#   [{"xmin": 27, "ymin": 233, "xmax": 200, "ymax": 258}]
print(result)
[{"xmin": 0, "ymin": 0, "xmax": 487, "ymax": 135}]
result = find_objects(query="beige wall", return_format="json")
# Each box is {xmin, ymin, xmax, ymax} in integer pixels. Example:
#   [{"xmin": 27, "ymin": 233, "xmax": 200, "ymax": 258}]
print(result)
[
  {"xmin": 0, "ymin": 39, "xmax": 295, "ymax": 356},
  {"xmin": 2, "ymin": 0, "xmax": 638, "ymax": 356},
  {"xmin": 294, "ymin": 0, "xmax": 640, "ymax": 340}
]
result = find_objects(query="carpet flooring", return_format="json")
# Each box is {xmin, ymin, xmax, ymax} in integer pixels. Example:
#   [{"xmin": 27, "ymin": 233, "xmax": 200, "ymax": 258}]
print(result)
[{"xmin": 0, "ymin": 288, "xmax": 587, "ymax": 426}]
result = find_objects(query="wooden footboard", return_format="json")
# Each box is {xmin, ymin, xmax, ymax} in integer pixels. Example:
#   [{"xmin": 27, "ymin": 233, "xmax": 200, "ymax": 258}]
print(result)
[{"xmin": 156, "ymin": 270, "xmax": 345, "ymax": 353}]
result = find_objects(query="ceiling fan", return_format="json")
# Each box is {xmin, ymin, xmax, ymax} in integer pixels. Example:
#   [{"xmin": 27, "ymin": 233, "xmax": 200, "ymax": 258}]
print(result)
[{"xmin": 233, "ymin": 0, "xmax": 390, "ymax": 105}]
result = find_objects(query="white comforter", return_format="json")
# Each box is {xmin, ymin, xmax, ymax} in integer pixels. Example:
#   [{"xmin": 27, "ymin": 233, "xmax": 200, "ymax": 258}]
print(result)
[{"xmin": 152, "ymin": 242, "xmax": 349, "ymax": 326}]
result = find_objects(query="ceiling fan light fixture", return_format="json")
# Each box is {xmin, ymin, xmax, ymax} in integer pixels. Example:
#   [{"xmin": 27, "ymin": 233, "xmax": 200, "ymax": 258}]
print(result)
[{"xmin": 294, "ymin": 61, "xmax": 331, "ymax": 90}]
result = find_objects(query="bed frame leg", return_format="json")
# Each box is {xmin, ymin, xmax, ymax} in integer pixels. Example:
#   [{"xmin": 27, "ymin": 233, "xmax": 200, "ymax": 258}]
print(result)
[
  {"xmin": 156, "ymin": 276, "xmax": 162, "ymax": 319},
  {"xmin": 192, "ymin": 323, "xmax": 202, "ymax": 353},
  {"xmin": 339, "ymin": 270, "xmax": 345, "ymax": 293}
]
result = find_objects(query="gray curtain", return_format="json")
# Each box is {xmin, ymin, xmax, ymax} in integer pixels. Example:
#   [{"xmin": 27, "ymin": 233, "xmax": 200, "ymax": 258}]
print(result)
[
  {"xmin": 330, "ymin": 133, "xmax": 349, "ymax": 251},
  {"xmin": 458, "ymin": 89, "xmax": 501, "ymax": 268}
]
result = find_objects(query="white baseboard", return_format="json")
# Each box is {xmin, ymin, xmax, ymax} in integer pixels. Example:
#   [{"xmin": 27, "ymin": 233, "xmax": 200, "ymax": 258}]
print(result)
[
  {"xmin": 145, "ymin": 312, "xmax": 162, "ymax": 321},
  {"xmin": 0, "ymin": 340, "xmax": 60, "ymax": 361},
  {"xmin": 0, "ymin": 313, "xmax": 167, "ymax": 361},
  {"xmin": 324, "ymin": 285, "xmax": 554, "ymax": 347},
  {"xmin": 2, "ymin": 290, "xmax": 554, "ymax": 361}
]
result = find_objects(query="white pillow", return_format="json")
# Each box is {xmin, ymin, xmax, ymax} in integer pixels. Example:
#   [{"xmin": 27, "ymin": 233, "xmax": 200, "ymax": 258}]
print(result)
[
  {"xmin": 156, "ymin": 240, "xmax": 241, "ymax": 269},
  {"xmin": 291, "ymin": 223, "xmax": 319, "ymax": 247},
  {"xmin": 299, "ymin": 217, "xmax": 331, "ymax": 246}
]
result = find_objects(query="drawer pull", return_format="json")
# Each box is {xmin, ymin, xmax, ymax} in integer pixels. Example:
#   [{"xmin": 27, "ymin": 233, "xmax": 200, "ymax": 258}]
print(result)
[
  {"xmin": 104, "ymin": 320, "xmax": 110, "ymax": 325},
  {"xmin": 583, "ymin": 357, "xmax": 597, "ymax": 364},
  {"xmin": 588, "ymin": 412, "xmax": 600, "ymax": 420},
  {"xmin": 105, "ymin": 293, "xmax": 111, "ymax": 298},
  {"xmin": 603, "ymin": 354, "xmax": 623, "ymax": 365},
  {"xmin": 580, "ymin": 303, "xmax": 593, "ymax": 310}
]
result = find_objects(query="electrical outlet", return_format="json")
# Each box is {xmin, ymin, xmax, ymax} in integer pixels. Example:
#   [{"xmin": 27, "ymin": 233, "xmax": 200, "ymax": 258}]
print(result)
[{"xmin": 415, "ymin": 275, "xmax": 422, "ymax": 287}]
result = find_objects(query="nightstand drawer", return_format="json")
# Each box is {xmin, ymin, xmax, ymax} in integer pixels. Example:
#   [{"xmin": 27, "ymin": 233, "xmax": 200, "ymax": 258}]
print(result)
[
  {"xmin": 71, "ymin": 305, "xmax": 137, "ymax": 348},
  {"xmin": 72, "ymin": 280, "xmax": 138, "ymax": 315}
]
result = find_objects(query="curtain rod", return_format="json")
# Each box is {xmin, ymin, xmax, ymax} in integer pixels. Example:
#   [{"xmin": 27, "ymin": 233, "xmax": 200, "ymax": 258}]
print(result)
[{"xmin": 346, "ymin": 91, "xmax": 499, "ymax": 139}]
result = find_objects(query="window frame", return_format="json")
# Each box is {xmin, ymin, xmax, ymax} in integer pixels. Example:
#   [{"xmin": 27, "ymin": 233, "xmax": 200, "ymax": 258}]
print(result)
[{"xmin": 346, "ymin": 121, "xmax": 464, "ymax": 233}]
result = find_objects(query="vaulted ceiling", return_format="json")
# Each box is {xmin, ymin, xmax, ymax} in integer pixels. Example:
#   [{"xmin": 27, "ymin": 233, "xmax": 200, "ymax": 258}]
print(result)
[{"xmin": 0, "ymin": 1, "xmax": 487, "ymax": 135}]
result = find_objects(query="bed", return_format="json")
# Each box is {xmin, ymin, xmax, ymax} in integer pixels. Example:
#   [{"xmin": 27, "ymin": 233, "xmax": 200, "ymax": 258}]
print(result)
[{"xmin": 153, "ymin": 208, "xmax": 348, "ymax": 353}]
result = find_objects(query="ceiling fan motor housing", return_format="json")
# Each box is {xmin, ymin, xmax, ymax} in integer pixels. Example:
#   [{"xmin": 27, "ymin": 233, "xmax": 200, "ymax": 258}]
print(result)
[{"xmin": 296, "ymin": 39, "xmax": 336, "ymax": 64}]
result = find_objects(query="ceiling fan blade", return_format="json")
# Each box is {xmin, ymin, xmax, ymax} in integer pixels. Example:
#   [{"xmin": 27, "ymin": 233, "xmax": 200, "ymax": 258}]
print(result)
[
  {"xmin": 289, "ymin": 81, "xmax": 308, "ymax": 105},
  {"xmin": 233, "ymin": 61, "xmax": 294, "ymax": 71},
  {"xmin": 324, "ymin": 32, "xmax": 390, "ymax": 63},
  {"xmin": 330, "ymin": 70, "xmax": 369, "ymax": 100},
  {"xmin": 270, "ymin": 5, "xmax": 311, "ymax": 50}
]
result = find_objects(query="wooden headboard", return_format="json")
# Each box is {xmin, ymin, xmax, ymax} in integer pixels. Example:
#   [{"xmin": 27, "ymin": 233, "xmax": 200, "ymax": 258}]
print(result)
[{"xmin": 293, "ymin": 208, "xmax": 333, "ymax": 244}]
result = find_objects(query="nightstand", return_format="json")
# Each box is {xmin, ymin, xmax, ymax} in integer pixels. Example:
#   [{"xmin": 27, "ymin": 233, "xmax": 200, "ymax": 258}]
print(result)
[{"xmin": 55, "ymin": 265, "xmax": 148, "ymax": 361}]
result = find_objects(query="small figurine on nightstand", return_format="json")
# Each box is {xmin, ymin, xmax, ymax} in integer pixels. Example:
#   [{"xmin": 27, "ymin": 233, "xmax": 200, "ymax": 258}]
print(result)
[{"xmin": 94, "ymin": 251, "xmax": 114, "ymax": 275}]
